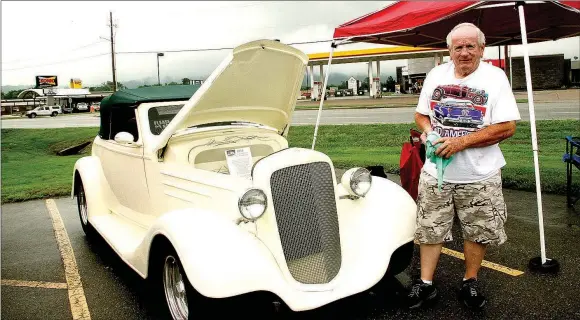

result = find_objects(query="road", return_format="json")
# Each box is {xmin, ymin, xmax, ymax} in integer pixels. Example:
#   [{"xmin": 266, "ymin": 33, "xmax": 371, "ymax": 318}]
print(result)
[
  {"xmin": 2, "ymin": 174, "xmax": 580, "ymax": 320},
  {"xmin": 292, "ymin": 101, "xmax": 580, "ymax": 125},
  {"xmin": 1, "ymin": 101, "xmax": 578, "ymax": 129}
]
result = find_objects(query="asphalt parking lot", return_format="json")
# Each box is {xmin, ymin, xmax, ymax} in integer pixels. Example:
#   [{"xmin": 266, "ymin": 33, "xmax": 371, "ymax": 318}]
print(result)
[{"xmin": 2, "ymin": 173, "xmax": 580, "ymax": 320}]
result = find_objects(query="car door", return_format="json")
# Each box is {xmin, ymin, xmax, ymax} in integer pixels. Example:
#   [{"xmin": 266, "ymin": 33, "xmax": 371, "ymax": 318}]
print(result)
[
  {"xmin": 40, "ymin": 106, "xmax": 51, "ymax": 116},
  {"xmin": 94, "ymin": 113, "xmax": 153, "ymax": 227}
]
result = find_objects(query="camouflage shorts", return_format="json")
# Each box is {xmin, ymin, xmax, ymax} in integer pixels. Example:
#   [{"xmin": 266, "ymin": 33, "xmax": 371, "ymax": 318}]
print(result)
[{"xmin": 415, "ymin": 169, "xmax": 507, "ymax": 246}]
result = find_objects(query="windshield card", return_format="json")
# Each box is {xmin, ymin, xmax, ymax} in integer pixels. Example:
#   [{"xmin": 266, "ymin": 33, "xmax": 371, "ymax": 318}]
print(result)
[{"xmin": 225, "ymin": 147, "xmax": 253, "ymax": 179}]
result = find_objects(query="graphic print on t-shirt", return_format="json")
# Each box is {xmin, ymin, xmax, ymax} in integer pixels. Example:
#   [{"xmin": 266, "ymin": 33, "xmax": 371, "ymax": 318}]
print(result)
[{"xmin": 429, "ymin": 84, "xmax": 489, "ymax": 138}]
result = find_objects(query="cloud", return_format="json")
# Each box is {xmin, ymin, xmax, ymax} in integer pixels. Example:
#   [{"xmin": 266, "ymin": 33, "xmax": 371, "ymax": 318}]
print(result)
[{"xmin": 2, "ymin": 1, "xmax": 578, "ymax": 87}]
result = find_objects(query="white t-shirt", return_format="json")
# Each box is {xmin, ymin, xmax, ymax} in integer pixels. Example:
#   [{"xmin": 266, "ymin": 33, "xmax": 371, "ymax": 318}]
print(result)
[{"xmin": 416, "ymin": 60, "xmax": 521, "ymax": 183}]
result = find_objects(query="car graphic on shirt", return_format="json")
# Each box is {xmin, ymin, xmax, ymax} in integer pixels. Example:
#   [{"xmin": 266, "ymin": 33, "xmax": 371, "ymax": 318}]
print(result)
[
  {"xmin": 431, "ymin": 84, "xmax": 488, "ymax": 105},
  {"xmin": 433, "ymin": 100, "xmax": 484, "ymax": 128}
]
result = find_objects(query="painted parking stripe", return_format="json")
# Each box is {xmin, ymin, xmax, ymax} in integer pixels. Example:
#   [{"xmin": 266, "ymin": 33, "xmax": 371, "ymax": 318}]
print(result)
[
  {"xmin": 413, "ymin": 240, "xmax": 524, "ymax": 277},
  {"xmin": 1, "ymin": 279, "xmax": 68, "ymax": 289},
  {"xmin": 45, "ymin": 199, "xmax": 91, "ymax": 320},
  {"xmin": 441, "ymin": 247, "xmax": 524, "ymax": 277}
]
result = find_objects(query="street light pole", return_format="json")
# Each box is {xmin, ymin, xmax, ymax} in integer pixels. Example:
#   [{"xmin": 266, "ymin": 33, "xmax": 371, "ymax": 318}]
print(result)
[{"xmin": 157, "ymin": 53, "xmax": 164, "ymax": 86}]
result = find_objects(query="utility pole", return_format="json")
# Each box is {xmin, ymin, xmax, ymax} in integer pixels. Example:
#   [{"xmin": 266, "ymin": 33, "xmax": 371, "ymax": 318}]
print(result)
[
  {"xmin": 157, "ymin": 53, "xmax": 164, "ymax": 86},
  {"xmin": 109, "ymin": 11, "xmax": 117, "ymax": 92}
]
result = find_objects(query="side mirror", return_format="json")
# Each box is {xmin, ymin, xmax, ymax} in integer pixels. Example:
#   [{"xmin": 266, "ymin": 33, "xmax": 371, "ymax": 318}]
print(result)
[{"xmin": 114, "ymin": 132, "xmax": 135, "ymax": 145}]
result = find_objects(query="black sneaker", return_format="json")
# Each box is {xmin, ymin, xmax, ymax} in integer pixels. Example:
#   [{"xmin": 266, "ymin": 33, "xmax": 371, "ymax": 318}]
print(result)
[
  {"xmin": 405, "ymin": 279, "xmax": 438, "ymax": 309},
  {"xmin": 459, "ymin": 278, "xmax": 487, "ymax": 309}
]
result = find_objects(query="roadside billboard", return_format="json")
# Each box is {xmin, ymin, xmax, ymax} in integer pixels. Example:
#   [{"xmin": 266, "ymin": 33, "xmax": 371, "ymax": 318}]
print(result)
[
  {"xmin": 69, "ymin": 78, "xmax": 83, "ymax": 89},
  {"xmin": 35, "ymin": 76, "xmax": 58, "ymax": 88}
]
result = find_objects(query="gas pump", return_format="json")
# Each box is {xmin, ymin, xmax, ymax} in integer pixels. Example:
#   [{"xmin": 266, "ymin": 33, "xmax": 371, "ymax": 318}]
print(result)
[
  {"xmin": 373, "ymin": 77, "xmax": 382, "ymax": 98},
  {"xmin": 312, "ymin": 81, "xmax": 321, "ymax": 101}
]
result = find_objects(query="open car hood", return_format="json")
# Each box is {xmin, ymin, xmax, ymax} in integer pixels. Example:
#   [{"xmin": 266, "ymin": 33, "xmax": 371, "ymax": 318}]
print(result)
[{"xmin": 148, "ymin": 39, "xmax": 309, "ymax": 156}]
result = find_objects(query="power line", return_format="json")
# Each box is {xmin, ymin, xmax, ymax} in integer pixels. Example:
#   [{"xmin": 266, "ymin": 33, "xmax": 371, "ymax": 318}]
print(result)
[
  {"xmin": 116, "ymin": 39, "xmax": 335, "ymax": 55},
  {"xmin": 0, "ymin": 39, "xmax": 335, "ymax": 72},
  {"xmin": 288, "ymin": 39, "xmax": 335, "ymax": 46},
  {"xmin": 1, "ymin": 40, "xmax": 108, "ymax": 65},
  {"xmin": 1, "ymin": 53, "xmax": 110, "ymax": 72}
]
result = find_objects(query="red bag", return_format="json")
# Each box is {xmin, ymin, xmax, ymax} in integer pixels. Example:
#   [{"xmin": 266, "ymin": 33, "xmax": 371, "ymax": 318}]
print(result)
[{"xmin": 399, "ymin": 129, "xmax": 425, "ymax": 201}]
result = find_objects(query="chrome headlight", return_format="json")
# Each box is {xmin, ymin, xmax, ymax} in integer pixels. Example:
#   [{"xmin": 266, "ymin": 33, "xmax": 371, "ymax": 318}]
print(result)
[
  {"xmin": 238, "ymin": 188, "xmax": 267, "ymax": 221},
  {"xmin": 341, "ymin": 167, "xmax": 372, "ymax": 197}
]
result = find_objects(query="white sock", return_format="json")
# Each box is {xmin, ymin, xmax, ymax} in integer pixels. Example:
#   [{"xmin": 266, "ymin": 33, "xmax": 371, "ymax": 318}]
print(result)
[{"xmin": 421, "ymin": 279, "xmax": 433, "ymax": 285}]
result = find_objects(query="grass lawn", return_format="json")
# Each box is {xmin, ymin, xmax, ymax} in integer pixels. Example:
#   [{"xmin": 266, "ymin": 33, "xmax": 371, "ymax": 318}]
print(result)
[
  {"xmin": 287, "ymin": 120, "xmax": 579, "ymax": 195},
  {"xmin": 1, "ymin": 127, "xmax": 99, "ymax": 203},
  {"xmin": 1, "ymin": 120, "xmax": 578, "ymax": 203}
]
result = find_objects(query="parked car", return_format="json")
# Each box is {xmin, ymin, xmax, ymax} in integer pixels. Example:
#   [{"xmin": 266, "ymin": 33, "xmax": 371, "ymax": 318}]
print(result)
[
  {"xmin": 71, "ymin": 39, "xmax": 417, "ymax": 319},
  {"xmin": 431, "ymin": 84, "xmax": 488, "ymax": 105},
  {"xmin": 90, "ymin": 102, "xmax": 101, "ymax": 111},
  {"xmin": 433, "ymin": 100, "xmax": 484, "ymax": 128},
  {"xmin": 63, "ymin": 105, "xmax": 74, "ymax": 114},
  {"xmin": 76, "ymin": 102, "xmax": 89, "ymax": 112},
  {"xmin": 26, "ymin": 105, "xmax": 62, "ymax": 118}
]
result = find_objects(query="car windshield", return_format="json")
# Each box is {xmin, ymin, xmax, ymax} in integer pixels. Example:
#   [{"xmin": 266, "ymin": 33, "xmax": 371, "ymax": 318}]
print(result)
[
  {"xmin": 188, "ymin": 121, "xmax": 264, "ymax": 129},
  {"xmin": 147, "ymin": 105, "xmax": 271, "ymax": 135},
  {"xmin": 148, "ymin": 104, "xmax": 185, "ymax": 135}
]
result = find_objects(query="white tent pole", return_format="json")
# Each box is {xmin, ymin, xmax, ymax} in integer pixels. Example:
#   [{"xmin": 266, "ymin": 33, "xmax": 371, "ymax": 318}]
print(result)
[
  {"xmin": 312, "ymin": 42, "xmax": 337, "ymax": 150},
  {"xmin": 517, "ymin": 3, "xmax": 547, "ymax": 264},
  {"xmin": 509, "ymin": 45, "xmax": 513, "ymax": 87}
]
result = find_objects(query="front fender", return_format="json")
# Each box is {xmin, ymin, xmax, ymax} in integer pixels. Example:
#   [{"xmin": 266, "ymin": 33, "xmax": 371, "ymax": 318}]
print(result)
[
  {"xmin": 72, "ymin": 156, "xmax": 118, "ymax": 218},
  {"xmin": 134, "ymin": 209, "xmax": 284, "ymax": 299},
  {"xmin": 333, "ymin": 176, "xmax": 417, "ymax": 290}
]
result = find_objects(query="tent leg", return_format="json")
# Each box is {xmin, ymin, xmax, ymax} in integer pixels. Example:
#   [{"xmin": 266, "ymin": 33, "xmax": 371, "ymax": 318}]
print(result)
[
  {"xmin": 311, "ymin": 42, "xmax": 337, "ymax": 150},
  {"xmin": 517, "ymin": 3, "xmax": 559, "ymax": 274},
  {"xmin": 509, "ymin": 45, "xmax": 513, "ymax": 87}
]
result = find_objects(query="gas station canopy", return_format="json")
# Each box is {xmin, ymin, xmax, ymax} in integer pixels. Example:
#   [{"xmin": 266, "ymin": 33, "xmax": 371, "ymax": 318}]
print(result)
[{"xmin": 307, "ymin": 46, "xmax": 448, "ymax": 66}]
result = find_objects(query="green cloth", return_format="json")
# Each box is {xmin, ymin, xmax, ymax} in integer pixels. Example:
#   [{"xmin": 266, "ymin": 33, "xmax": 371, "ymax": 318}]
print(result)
[
  {"xmin": 425, "ymin": 131, "xmax": 453, "ymax": 191},
  {"xmin": 100, "ymin": 84, "xmax": 202, "ymax": 111}
]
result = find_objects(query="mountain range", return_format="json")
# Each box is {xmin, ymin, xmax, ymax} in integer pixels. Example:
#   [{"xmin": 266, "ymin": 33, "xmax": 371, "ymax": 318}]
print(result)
[{"xmin": 2, "ymin": 71, "xmax": 396, "ymax": 92}]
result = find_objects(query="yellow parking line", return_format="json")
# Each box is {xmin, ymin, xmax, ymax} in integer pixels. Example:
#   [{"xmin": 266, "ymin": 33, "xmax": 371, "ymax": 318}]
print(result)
[
  {"xmin": 45, "ymin": 199, "xmax": 91, "ymax": 320},
  {"xmin": 1, "ymin": 279, "xmax": 68, "ymax": 289},
  {"xmin": 414, "ymin": 240, "xmax": 524, "ymax": 276},
  {"xmin": 441, "ymin": 247, "xmax": 524, "ymax": 276}
]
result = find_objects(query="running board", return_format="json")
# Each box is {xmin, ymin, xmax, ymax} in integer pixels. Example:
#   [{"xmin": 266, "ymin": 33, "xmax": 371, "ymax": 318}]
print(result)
[{"xmin": 90, "ymin": 213, "xmax": 148, "ymax": 258}]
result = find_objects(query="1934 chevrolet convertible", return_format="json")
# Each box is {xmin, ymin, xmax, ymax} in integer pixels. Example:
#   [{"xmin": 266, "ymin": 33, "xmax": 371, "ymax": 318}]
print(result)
[{"xmin": 72, "ymin": 39, "xmax": 417, "ymax": 319}]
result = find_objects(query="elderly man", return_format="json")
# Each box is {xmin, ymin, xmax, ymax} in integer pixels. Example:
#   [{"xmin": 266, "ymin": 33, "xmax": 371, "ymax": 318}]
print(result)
[{"xmin": 406, "ymin": 23, "xmax": 520, "ymax": 310}]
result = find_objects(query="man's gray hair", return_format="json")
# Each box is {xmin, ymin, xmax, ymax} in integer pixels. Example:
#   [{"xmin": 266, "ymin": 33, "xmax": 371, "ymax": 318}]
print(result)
[{"xmin": 446, "ymin": 22, "xmax": 486, "ymax": 47}]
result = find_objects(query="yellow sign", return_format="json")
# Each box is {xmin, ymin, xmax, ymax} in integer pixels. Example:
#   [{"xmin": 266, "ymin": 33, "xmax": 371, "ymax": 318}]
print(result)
[{"xmin": 69, "ymin": 78, "xmax": 82, "ymax": 89}]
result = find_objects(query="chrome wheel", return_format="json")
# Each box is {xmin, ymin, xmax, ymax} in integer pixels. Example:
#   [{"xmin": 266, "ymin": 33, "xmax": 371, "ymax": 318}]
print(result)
[
  {"xmin": 163, "ymin": 255, "xmax": 189, "ymax": 320},
  {"xmin": 77, "ymin": 184, "xmax": 88, "ymax": 226}
]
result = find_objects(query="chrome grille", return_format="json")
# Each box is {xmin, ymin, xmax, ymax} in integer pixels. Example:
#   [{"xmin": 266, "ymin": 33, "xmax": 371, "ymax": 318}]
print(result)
[{"xmin": 270, "ymin": 162, "xmax": 341, "ymax": 284}]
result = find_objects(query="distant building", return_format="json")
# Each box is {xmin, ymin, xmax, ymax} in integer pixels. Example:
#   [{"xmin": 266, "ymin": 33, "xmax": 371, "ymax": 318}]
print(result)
[
  {"xmin": 347, "ymin": 76, "xmax": 358, "ymax": 92},
  {"xmin": 183, "ymin": 79, "xmax": 205, "ymax": 85}
]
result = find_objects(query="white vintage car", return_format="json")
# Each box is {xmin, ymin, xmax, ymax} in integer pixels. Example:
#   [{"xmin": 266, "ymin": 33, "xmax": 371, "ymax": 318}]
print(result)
[{"xmin": 71, "ymin": 39, "xmax": 417, "ymax": 319}]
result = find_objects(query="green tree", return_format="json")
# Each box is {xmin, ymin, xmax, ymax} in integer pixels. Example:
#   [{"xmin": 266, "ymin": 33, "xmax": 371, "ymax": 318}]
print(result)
[
  {"xmin": 385, "ymin": 76, "xmax": 396, "ymax": 92},
  {"xmin": 2, "ymin": 89, "xmax": 26, "ymax": 99},
  {"xmin": 89, "ymin": 81, "xmax": 126, "ymax": 91},
  {"xmin": 360, "ymin": 78, "xmax": 369, "ymax": 91},
  {"xmin": 181, "ymin": 78, "xmax": 191, "ymax": 85}
]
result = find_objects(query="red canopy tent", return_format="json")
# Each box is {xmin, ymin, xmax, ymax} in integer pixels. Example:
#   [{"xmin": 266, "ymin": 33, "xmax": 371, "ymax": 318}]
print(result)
[
  {"xmin": 310, "ymin": 1, "xmax": 580, "ymax": 272},
  {"xmin": 333, "ymin": 1, "xmax": 580, "ymax": 47}
]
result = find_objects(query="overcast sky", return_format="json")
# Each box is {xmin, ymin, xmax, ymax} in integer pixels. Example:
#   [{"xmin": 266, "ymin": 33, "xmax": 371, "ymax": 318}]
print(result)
[{"xmin": 2, "ymin": 1, "xmax": 579, "ymax": 87}]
